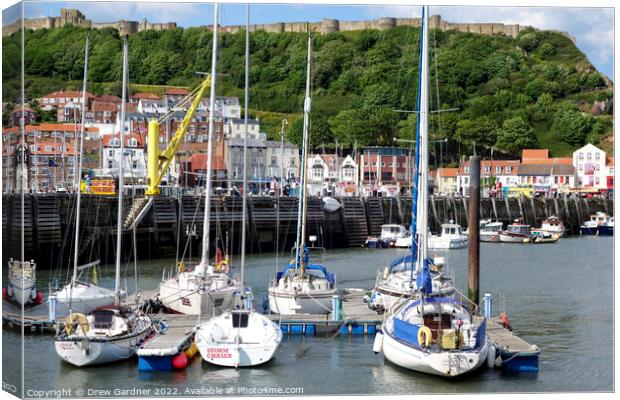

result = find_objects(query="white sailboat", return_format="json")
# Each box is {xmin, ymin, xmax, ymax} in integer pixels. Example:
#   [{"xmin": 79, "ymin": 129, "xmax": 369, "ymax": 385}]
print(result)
[
  {"xmin": 55, "ymin": 38, "xmax": 154, "ymax": 367},
  {"xmin": 195, "ymin": 5, "xmax": 281, "ymax": 368},
  {"xmin": 156, "ymin": 3, "xmax": 238, "ymax": 316},
  {"xmin": 50, "ymin": 38, "xmax": 118, "ymax": 316},
  {"xmin": 268, "ymin": 31, "xmax": 337, "ymax": 315},
  {"xmin": 375, "ymin": 7, "xmax": 489, "ymax": 377}
]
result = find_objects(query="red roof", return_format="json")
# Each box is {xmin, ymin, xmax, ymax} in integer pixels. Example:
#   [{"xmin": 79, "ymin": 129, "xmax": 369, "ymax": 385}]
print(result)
[
  {"xmin": 4, "ymin": 123, "xmax": 99, "ymax": 134},
  {"xmin": 95, "ymin": 95, "xmax": 122, "ymax": 104},
  {"xmin": 436, "ymin": 167, "xmax": 458, "ymax": 178},
  {"xmin": 458, "ymin": 160, "xmax": 520, "ymax": 175},
  {"xmin": 521, "ymin": 149, "xmax": 549, "ymax": 163},
  {"xmin": 102, "ymin": 132, "xmax": 145, "ymax": 148},
  {"xmin": 164, "ymin": 87, "xmax": 190, "ymax": 96},
  {"xmin": 30, "ymin": 140, "xmax": 76, "ymax": 155},
  {"xmin": 188, "ymin": 153, "xmax": 226, "ymax": 171},
  {"xmin": 131, "ymin": 92, "xmax": 160, "ymax": 100},
  {"xmin": 40, "ymin": 90, "xmax": 95, "ymax": 99}
]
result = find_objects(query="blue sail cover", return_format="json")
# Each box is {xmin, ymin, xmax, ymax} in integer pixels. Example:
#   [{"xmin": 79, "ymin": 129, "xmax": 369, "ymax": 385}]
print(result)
[
  {"xmin": 276, "ymin": 263, "xmax": 335, "ymax": 286},
  {"xmin": 415, "ymin": 260, "xmax": 433, "ymax": 294}
]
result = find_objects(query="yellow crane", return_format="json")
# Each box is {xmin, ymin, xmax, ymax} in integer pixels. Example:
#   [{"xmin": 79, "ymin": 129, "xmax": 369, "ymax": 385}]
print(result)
[{"xmin": 145, "ymin": 75, "xmax": 212, "ymax": 196}]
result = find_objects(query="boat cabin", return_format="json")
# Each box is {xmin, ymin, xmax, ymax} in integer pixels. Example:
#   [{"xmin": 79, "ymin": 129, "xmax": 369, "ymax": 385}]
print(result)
[
  {"xmin": 439, "ymin": 222, "xmax": 464, "ymax": 237},
  {"xmin": 380, "ymin": 224, "xmax": 407, "ymax": 240}
]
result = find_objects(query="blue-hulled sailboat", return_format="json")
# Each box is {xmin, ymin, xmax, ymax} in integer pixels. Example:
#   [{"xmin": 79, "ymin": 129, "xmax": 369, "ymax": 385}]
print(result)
[{"xmin": 373, "ymin": 6, "xmax": 489, "ymax": 377}]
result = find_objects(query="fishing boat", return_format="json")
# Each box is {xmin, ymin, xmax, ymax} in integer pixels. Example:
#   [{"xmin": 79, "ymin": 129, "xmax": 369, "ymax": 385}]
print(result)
[
  {"xmin": 598, "ymin": 216, "xmax": 614, "ymax": 236},
  {"xmin": 538, "ymin": 216, "xmax": 566, "ymax": 237},
  {"xmin": 50, "ymin": 38, "xmax": 118, "ymax": 316},
  {"xmin": 268, "ymin": 31, "xmax": 337, "ymax": 315},
  {"xmin": 374, "ymin": 7, "xmax": 489, "ymax": 377},
  {"xmin": 5, "ymin": 258, "xmax": 42, "ymax": 306},
  {"xmin": 195, "ymin": 6, "xmax": 282, "ymax": 367},
  {"xmin": 366, "ymin": 224, "xmax": 408, "ymax": 248},
  {"xmin": 55, "ymin": 39, "xmax": 155, "ymax": 366},
  {"xmin": 479, "ymin": 219, "xmax": 503, "ymax": 242},
  {"xmin": 156, "ymin": 11, "xmax": 238, "ymax": 315},
  {"xmin": 580, "ymin": 212, "xmax": 611, "ymax": 235},
  {"xmin": 530, "ymin": 230, "xmax": 561, "ymax": 243},
  {"xmin": 428, "ymin": 221, "xmax": 468, "ymax": 249},
  {"xmin": 366, "ymin": 255, "xmax": 454, "ymax": 314},
  {"xmin": 499, "ymin": 219, "xmax": 532, "ymax": 243}
]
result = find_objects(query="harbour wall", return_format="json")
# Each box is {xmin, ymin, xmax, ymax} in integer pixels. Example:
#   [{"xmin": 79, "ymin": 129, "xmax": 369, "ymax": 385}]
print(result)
[{"xmin": 2, "ymin": 193, "xmax": 611, "ymax": 269}]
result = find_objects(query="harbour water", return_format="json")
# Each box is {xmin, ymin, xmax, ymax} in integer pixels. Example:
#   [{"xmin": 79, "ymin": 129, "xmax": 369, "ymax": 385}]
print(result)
[{"xmin": 3, "ymin": 236, "xmax": 613, "ymax": 396}]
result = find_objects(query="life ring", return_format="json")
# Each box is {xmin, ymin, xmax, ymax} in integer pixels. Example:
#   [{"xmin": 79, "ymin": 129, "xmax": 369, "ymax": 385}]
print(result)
[
  {"xmin": 215, "ymin": 259, "xmax": 228, "ymax": 272},
  {"xmin": 500, "ymin": 312, "xmax": 513, "ymax": 331},
  {"xmin": 65, "ymin": 313, "xmax": 89, "ymax": 335},
  {"xmin": 417, "ymin": 325, "xmax": 432, "ymax": 348}
]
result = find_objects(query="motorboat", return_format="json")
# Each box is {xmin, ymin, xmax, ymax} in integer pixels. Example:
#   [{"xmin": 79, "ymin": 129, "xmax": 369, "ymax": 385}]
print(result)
[
  {"xmin": 539, "ymin": 216, "xmax": 566, "ymax": 237},
  {"xmin": 499, "ymin": 219, "xmax": 532, "ymax": 243},
  {"xmin": 480, "ymin": 219, "xmax": 503, "ymax": 242},
  {"xmin": 5, "ymin": 258, "xmax": 41, "ymax": 306},
  {"xmin": 598, "ymin": 216, "xmax": 614, "ymax": 236},
  {"xmin": 580, "ymin": 212, "xmax": 611, "ymax": 235},
  {"xmin": 428, "ymin": 221, "xmax": 468, "ymax": 249},
  {"xmin": 366, "ymin": 224, "xmax": 408, "ymax": 248}
]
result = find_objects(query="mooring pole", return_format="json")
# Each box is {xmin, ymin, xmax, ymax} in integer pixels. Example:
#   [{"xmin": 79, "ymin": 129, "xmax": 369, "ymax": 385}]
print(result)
[{"xmin": 468, "ymin": 155, "xmax": 480, "ymax": 307}]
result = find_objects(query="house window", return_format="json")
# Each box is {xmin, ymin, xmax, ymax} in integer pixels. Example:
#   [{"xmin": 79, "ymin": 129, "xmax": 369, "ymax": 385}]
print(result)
[
  {"xmin": 108, "ymin": 150, "xmax": 114, "ymax": 157},
  {"xmin": 579, "ymin": 152, "xmax": 584, "ymax": 160},
  {"xmin": 595, "ymin": 177, "xmax": 600, "ymax": 185},
  {"xmin": 595, "ymin": 153, "xmax": 600, "ymax": 160},
  {"xmin": 129, "ymin": 138, "xmax": 137, "ymax": 147},
  {"xmin": 132, "ymin": 160, "xmax": 138, "ymax": 169},
  {"xmin": 484, "ymin": 166, "xmax": 490, "ymax": 173},
  {"xmin": 496, "ymin": 166, "xmax": 501, "ymax": 174},
  {"xmin": 108, "ymin": 160, "xmax": 113, "ymax": 168},
  {"xmin": 596, "ymin": 164, "xmax": 600, "ymax": 171},
  {"xmin": 381, "ymin": 162, "xmax": 385, "ymax": 167},
  {"xmin": 30, "ymin": 145, "xmax": 37, "ymax": 151},
  {"xmin": 464, "ymin": 167, "xmax": 469, "ymax": 174},
  {"xmin": 587, "ymin": 152, "xmax": 592, "ymax": 160},
  {"xmin": 505, "ymin": 166, "xmax": 511, "ymax": 173},
  {"xmin": 45, "ymin": 146, "xmax": 53, "ymax": 152}
]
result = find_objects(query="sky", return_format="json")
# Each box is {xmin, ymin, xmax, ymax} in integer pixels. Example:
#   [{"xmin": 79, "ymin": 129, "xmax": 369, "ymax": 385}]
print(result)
[{"xmin": 2, "ymin": 1, "xmax": 615, "ymax": 79}]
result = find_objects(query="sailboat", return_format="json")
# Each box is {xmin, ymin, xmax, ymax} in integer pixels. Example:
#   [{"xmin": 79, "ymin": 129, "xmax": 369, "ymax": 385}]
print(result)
[
  {"xmin": 375, "ymin": 7, "xmax": 489, "ymax": 377},
  {"xmin": 156, "ymin": 3, "xmax": 238, "ymax": 316},
  {"xmin": 50, "ymin": 37, "xmax": 119, "ymax": 316},
  {"xmin": 195, "ymin": 5, "xmax": 282, "ymax": 366},
  {"xmin": 268, "ymin": 30, "xmax": 337, "ymax": 315},
  {"xmin": 55, "ymin": 38, "xmax": 155, "ymax": 367}
]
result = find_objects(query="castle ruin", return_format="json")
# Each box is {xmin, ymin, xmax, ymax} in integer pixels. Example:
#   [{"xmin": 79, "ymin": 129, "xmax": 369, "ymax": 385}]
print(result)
[{"xmin": 2, "ymin": 8, "xmax": 576, "ymax": 45}]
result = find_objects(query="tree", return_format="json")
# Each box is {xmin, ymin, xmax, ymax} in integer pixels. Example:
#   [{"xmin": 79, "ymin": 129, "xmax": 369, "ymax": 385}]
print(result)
[
  {"xmin": 553, "ymin": 102, "xmax": 595, "ymax": 146},
  {"xmin": 495, "ymin": 116, "xmax": 537, "ymax": 154}
]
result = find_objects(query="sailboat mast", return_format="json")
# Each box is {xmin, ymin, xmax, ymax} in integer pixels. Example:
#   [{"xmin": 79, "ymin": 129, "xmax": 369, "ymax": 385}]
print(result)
[
  {"xmin": 114, "ymin": 38, "xmax": 128, "ymax": 305},
  {"xmin": 239, "ymin": 4, "xmax": 249, "ymax": 293},
  {"xmin": 418, "ymin": 6, "xmax": 430, "ymax": 269},
  {"xmin": 294, "ymin": 31, "xmax": 312, "ymax": 271},
  {"xmin": 200, "ymin": 2, "xmax": 219, "ymax": 267},
  {"xmin": 71, "ymin": 38, "xmax": 89, "ymax": 289}
]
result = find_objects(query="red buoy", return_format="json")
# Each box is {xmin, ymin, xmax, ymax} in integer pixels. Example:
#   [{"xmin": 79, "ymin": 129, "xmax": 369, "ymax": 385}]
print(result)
[
  {"xmin": 172, "ymin": 352, "xmax": 188, "ymax": 370},
  {"xmin": 34, "ymin": 291, "xmax": 43, "ymax": 304},
  {"xmin": 2, "ymin": 288, "xmax": 7, "ymax": 299}
]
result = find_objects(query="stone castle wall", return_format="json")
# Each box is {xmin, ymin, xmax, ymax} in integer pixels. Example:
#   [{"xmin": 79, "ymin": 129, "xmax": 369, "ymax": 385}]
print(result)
[
  {"xmin": 2, "ymin": 8, "xmax": 176, "ymax": 37},
  {"xmin": 3, "ymin": 8, "xmax": 575, "ymax": 45}
]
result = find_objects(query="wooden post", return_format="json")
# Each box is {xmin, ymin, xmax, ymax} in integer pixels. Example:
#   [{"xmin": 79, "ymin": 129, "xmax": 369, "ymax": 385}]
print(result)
[{"xmin": 468, "ymin": 155, "xmax": 480, "ymax": 307}]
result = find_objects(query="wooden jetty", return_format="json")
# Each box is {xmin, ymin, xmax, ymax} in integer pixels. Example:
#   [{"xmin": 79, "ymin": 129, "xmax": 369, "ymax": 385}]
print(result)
[{"xmin": 486, "ymin": 317, "xmax": 540, "ymax": 372}]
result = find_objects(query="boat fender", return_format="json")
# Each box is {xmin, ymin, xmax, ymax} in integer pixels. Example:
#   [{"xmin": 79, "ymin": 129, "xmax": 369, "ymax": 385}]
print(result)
[
  {"xmin": 417, "ymin": 326, "xmax": 432, "ymax": 348},
  {"xmin": 6, "ymin": 285, "xmax": 13, "ymax": 298},
  {"xmin": 33, "ymin": 291, "xmax": 43, "ymax": 304},
  {"xmin": 2, "ymin": 288, "xmax": 7, "ymax": 299},
  {"xmin": 184, "ymin": 343, "xmax": 199, "ymax": 359},
  {"xmin": 172, "ymin": 352, "xmax": 188, "ymax": 370},
  {"xmin": 382, "ymin": 267, "xmax": 389, "ymax": 280},
  {"xmin": 65, "ymin": 313, "xmax": 89, "ymax": 335},
  {"xmin": 495, "ymin": 355, "xmax": 503, "ymax": 368},
  {"xmin": 500, "ymin": 313, "xmax": 513, "ymax": 331},
  {"xmin": 30, "ymin": 287, "xmax": 37, "ymax": 301},
  {"xmin": 373, "ymin": 331, "xmax": 384, "ymax": 354},
  {"xmin": 487, "ymin": 345, "xmax": 496, "ymax": 368}
]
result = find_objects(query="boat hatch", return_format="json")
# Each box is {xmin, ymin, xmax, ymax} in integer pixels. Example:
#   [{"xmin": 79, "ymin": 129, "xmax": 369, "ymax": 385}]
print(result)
[
  {"xmin": 232, "ymin": 312, "xmax": 249, "ymax": 328},
  {"xmin": 92, "ymin": 310, "xmax": 115, "ymax": 329}
]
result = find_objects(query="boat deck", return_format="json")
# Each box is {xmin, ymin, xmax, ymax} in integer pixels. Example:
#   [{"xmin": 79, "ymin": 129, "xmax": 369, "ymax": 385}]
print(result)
[
  {"xmin": 138, "ymin": 314, "xmax": 199, "ymax": 356},
  {"xmin": 486, "ymin": 317, "xmax": 539, "ymax": 354}
]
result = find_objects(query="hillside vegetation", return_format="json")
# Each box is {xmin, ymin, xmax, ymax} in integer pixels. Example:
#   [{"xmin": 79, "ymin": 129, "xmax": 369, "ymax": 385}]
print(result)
[{"xmin": 2, "ymin": 24, "xmax": 613, "ymax": 158}]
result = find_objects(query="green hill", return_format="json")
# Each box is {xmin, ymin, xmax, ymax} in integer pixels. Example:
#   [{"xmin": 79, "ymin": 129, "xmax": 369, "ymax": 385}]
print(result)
[{"xmin": 2, "ymin": 24, "xmax": 613, "ymax": 158}]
